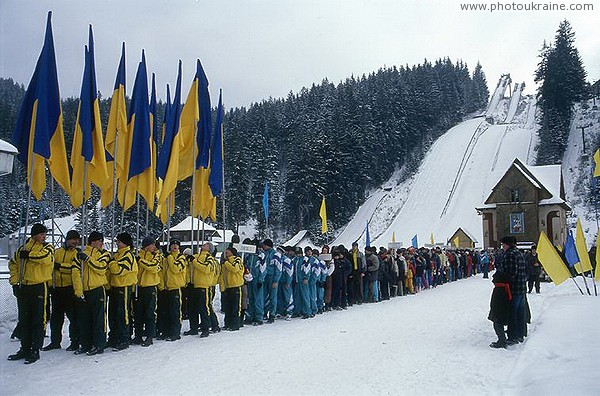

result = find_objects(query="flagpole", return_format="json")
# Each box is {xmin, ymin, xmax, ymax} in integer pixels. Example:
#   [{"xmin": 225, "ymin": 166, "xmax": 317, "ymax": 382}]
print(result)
[
  {"xmin": 19, "ymin": 157, "xmax": 36, "ymax": 287},
  {"xmin": 576, "ymin": 262, "xmax": 591, "ymax": 295},
  {"xmin": 190, "ymin": 124, "xmax": 198, "ymax": 253},
  {"xmin": 221, "ymin": 90, "xmax": 226, "ymax": 253},
  {"xmin": 50, "ymin": 176, "xmax": 57, "ymax": 245},
  {"xmin": 571, "ymin": 277, "xmax": 584, "ymax": 295},
  {"xmin": 167, "ymin": 192, "xmax": 172, "ymax": 242},
  {"xmin": 136, "ymin": 194, "xmax": 140, "ymax": 246},
  {"xmin": 110, "ymin": 136, "xmax": 118, "ymax": 252},
  {"xmin": 82, "ymin": 162, "xmax": 88, "ymax": 252}
]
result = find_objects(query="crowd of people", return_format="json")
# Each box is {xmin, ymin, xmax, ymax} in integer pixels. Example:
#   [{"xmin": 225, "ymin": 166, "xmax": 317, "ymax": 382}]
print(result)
[{"xmin": 7, "ymin": 222, "xmax": 542, "ymax": 364}]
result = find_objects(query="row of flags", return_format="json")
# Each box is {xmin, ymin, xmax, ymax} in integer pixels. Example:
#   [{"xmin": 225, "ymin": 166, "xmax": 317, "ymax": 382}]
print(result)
[
  {"xmin": 12, "ymin": 12, "xmax": 225, "ymax": 228},
  {"xmin": 537, "ymin": 218, "xmax": 600, "ymax": 286}
]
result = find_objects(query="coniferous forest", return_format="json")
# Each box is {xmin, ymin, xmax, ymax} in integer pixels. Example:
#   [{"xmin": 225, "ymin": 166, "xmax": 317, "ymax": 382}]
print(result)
[{"xmin": 0, "ymin": 58, "xmax": 489, "ymax": 241}]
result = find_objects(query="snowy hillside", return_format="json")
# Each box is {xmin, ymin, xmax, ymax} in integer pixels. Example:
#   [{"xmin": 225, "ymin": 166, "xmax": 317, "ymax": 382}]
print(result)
[{"xmin": 334, "ymin": 75, "xmax": 539, "ymax": 248}]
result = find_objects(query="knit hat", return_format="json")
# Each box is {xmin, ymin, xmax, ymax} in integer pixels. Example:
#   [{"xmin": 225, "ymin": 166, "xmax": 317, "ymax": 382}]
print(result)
[
  {"xmin": 116, "ymin": 232, "xmax": 133, "ymax": 247},
  {"xmin": 30, "ymin": 223, "xmax": 48, "ymax": 236},
  {"xmin": 65, "ymin": 230, "xmax": 81, "ymax": 241},
  {"xmin": 169, "ymin": 239, "xmax": 181, "ymax": 247},
  {"xmin": 141, "ymin": 236, "xmax": 155, "ymax": 248},
  {"xmin": 182, "ymin": 248, "xmax": 192, "ymax": 256},
  {"xmin": 262, "ymin": 239, "xmax": 273, "ymax": 248},
  {"xmin": 88, "ymin": 231, "xmax": 104, "ymax": 242}
]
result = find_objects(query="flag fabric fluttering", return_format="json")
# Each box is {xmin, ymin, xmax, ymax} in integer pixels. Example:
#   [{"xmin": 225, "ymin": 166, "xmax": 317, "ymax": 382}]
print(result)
[
  {"xmin": 191, "ymin": 60, "xmax": 215, "ymax": 220},
  {"xmin": 320, "ymin": 196, "xmax": 327, "ymax": 234},
  {"xmin": 411, "ymin": 235, "xmax": 418, "ymax": 248},
  {"xmin": 101, "ymin": 42, "xmax": 127, "ymax": 207},
  {"xmin": 12, "ymin": 11, "xmax": 70, "ymax": 199},
  {"xmin": 453, "ymin": 236, "xmax": 460, "ymax": 248},
  {"xmin": 263, "ymin": 181, "xmax": 269, "ymax": 222},
  {"xmin": 365, "ymin": 221, "xmax": 370, "ymax": 247},
  {"xmin": 391, "ymin": 232, "xmax": 396, "ymax": 243},
  {"xmin": 594, "ymin": 149, "xmax": 600, "ymax": 177},
  {"xmin": 157, "ymin": 61, "xmax": 183, "ymax": 223},
  {"xmin": 177, "ymin": 64, "xmax": 200, "ymax": 181},
  {"xmin": 575, "ymin": 219, "xmax": 593, "ymax": 274},
  {"xmin": 430, "ymin": 233, "xmax": 435, "ymax": 245},
  {"xmin": 122, "ymin": 50, "xmax": 154, "ymax": 211},
  {"xmin": 564, "ymin": 229, "xmax": 580, "ymax": 268},
  {"xmin": 537, "ymin": 231, "xmax": 572, "ymax": 286},
  {"xmin": 149, "ymin": 73, "xmax": 159, "ymax": 198},
  {"xmin": 70, "ymin": 26, "xmax": 108, "ymax": 208},
  {"xmin": 208, "ymin": 89, "xmax": 224, "ymax": 197}
]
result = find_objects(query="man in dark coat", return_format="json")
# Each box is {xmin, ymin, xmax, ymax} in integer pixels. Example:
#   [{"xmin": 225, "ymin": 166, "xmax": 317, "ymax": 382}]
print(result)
[
  {"xmin": 500, "ymin": 236, "xmax": 527, "ymax": 344},
  {"xmin": 526, "ymin": 245, "xmax": 542, "ymax": 293},
  {"xmin": 488, "ymin": 270, "xmax": 512, "ymax": 348}
]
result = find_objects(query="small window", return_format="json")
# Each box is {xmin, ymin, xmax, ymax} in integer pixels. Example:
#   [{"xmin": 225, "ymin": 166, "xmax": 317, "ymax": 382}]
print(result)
[{"xmin": 510, "ymin": 189, "xmax": 520, "ymax": 202}]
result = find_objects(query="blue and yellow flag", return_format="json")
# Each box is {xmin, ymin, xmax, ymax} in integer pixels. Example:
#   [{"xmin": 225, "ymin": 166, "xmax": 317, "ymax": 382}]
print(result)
[
  {"xmin": 149, "ymin": 73, "xmax": 159, "ymax": 198},
  {"xmin": 365, "ymin": 221, "xmax": 370, "ymax": 247},
  {"xmin": 191, "ymin": 60, "xmax": 215, "ymax": 220},
  {"xmin": 157, "ymin": 61, "xmax": 183, "ymax": 223},
  {"xmin": 12, "ymin": 11, "xmax": 70, "ymax": 199},
  {"xmin": 564, "ymin": 229, "xmax": 579, "ymax": 268},
  {"xmin": 177, "ymin": 62, "xmax": 200, "ymax": 181},
  {"xmin": 123, "ymin": 50, "xmax": 154, "ymax": 211},
  {"xmin": 411, "ymin": 235, "xmax": 418, "ymax": 248},
  {"xmin": 70, "ymin": 25, "xmax": 108, "ymax": 208},
  {"xmin": 209, "ymin": 89, "xmax": 224, "ymax": 197},
  {"xmin": 594, "ymin": 149, "xmax": 600, "ymax": 178},
  {"xmin": 101, "ymin": 42, "xmax": 127, "ymax": 208}
]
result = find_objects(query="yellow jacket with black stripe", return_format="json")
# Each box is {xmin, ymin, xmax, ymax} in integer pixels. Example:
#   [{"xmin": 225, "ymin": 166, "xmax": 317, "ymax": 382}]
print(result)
[
  {"xmin": 53, "ymin": 246, "xmax": 78, "ymax": 287},
  {"xmin": 72, "ymin": 245, "xmax": 110, "ymax": 296},
  {"xmin": 109, "ymin": 246, "xmax": 138, "ymax": 287},
  {"xmin": 164, "ymin": 252, "xmax": 187, "ymax": 290},
  {"xmin": 222, "ymin": 255, "xmax": 245, "ymax": 289},
  {"xmin": 190, "ymin": 251, "xmax": 218, "ymax": 288},
  {"xmin": 9, "ymin": 238, "xmax": 54, "ymax": 285},
  {"xmin": 138, "ymin": 249, "xmax": 163, "ymax": 287}
]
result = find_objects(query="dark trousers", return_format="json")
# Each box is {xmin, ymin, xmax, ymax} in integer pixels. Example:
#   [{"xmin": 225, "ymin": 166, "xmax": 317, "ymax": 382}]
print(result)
[
  {"xmin": 156, "ymin": 290, "xmax": 167, "ymax": 337},
  {"xmin": 209, "ymin": 286, "xmax": 219, "ymax": 329},
  {"xmin": 49, "ymin": 285, "xmax": 77, "ymax": 345},
  {"xmin": 79, "ymin": 286, "xmax": 106, "ymax": 350},
  {"xmin": 347, "ymin": 271, "xmax": 363, "ymax": 305},
  {"xmin": 493, "ymin": 322, "xmax": 506, "ymax": 342},
  {"xmin": 134, "ymin": 286, "xmax": 157, "ymax": 338},
  {"xmin": 528, "ymin": 277, "xmax": 540, "ymax": 293},
  {"xmin": 222, "ymin": 286, "xmax": 242, "ymax": 330},
  {"xmin": 331, "ymin": 277, "xmax": 347, "ymax": 307},
  {"xmin": 18, "ymin": 283, "xmax": 47, "ymax": 352},
  {"xmin": 380, "ymin": 278, "xmax": 390, "ymax": 300},
  {"xmin": 188, "ymin": 287, "xmax": 211, "ymax": 333},
  {"xmin": 508, "ymin": 294, "xmax": 526, "ymax": 340},
  {"xmin": 164, "ymin": 288, "xmax": 182, "ymax": 338},
  {"xmin": 108, "ymin": 286, "xmax": 131, "ymax": 344}
]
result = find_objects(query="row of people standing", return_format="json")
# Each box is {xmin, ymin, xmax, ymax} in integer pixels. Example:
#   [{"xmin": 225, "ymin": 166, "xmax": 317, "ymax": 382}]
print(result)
[{"xmin": 7, "ymin": 224, "xmax": 248, "ymax": 363}]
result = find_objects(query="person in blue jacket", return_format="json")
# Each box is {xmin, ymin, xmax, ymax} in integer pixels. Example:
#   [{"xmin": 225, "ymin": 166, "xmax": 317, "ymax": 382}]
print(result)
[
  {"xmin": 307, "ymin": 247, "xmax": 320, "ymax": 316},
  {"xmin": 277, "ymin": 246, "xmax": 294, "ymax": 319},
  {"xmin": 243, "ymin": 239, "xmax": 266, "ymax": 326},
  {"xmin": 262, "ymin": 239, "xmax": 282, "ymax": 323},
  {"xmin": 300, "ymin": 246, "xmax": 315, "ymax": 319}
]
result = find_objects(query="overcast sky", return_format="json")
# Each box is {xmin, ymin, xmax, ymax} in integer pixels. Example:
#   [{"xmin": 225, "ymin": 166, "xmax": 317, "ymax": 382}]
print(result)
[{"xmin": 1, "ymin": 0, "xmax": 598, "ymax": 109}]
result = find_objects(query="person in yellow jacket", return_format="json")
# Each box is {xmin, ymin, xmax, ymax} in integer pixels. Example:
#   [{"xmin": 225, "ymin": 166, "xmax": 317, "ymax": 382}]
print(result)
[
  {"xmin": 132, "ymin": 236, "xmax": 162, "ymax": 347},
  {"xmin": 163, "ymin": 239, "xmax": 187, "ymax": 341},
  {"xmin": 72, "ymin": 231, "xmax": 110, "ymax": 356},
  {"xmin": 222, "ymin": 247, "xmax": 245, "ymax": 331},
  {"xmin": 107, "ymin": 232, "xmax": 138, "ymax": 351},
  {"xmin": 185, "ymin": 242, "xmax": 218, "ymax": 337},
  {"xmin": 42, "ymin": 230, "xmax": 81, "ymax": 352},
  {"xmin": 7, "ymin": 223, "xmax": 54, "ymax": 364}
]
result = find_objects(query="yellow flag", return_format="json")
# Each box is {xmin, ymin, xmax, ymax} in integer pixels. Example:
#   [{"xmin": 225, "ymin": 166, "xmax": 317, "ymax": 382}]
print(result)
[
  {"xmin": 391, "ymin": 232, "xmax": 396, "ymax": 243},
  {"xmin": 575, "ymin": 219, "xmax": 593, "ymax": 274},
  {"xmin": 537, "ymin": 231, "xmax": 571, "ymax": 286},
  {"xmin": 319, "ymin": 196, "xmax": 327, "ymax": 234},
  {"xmin": 453, "ymin": 236, "xmax": 460, "ymax": 248},
  {"xmin": 594, "ymin": 149, "xmax": 600, "ymax": 177},
  {"xmin": 430, "ymin": 233, "xmax": 435, "ymax": 244}
]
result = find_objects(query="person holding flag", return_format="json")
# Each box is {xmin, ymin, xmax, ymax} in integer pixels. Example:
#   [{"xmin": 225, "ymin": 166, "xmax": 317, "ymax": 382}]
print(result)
[{"xmin": 8, "ymin": 224, "xmax": 54, "ymax": 364}]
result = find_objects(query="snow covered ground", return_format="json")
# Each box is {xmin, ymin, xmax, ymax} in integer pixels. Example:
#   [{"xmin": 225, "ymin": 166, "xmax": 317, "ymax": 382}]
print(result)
[{"xmin": 1, "ymin": 274, "xmax": 597, "ymax": 395}]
